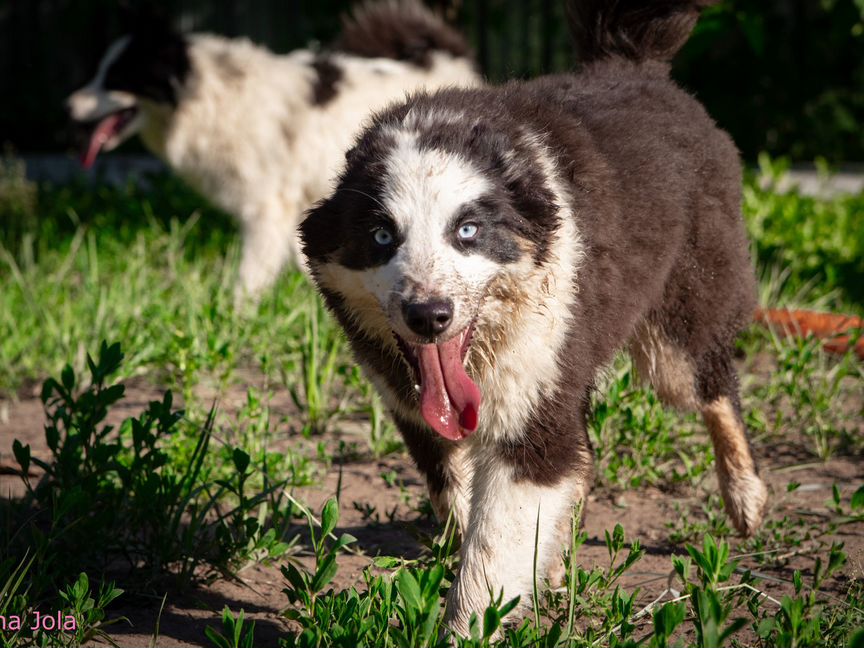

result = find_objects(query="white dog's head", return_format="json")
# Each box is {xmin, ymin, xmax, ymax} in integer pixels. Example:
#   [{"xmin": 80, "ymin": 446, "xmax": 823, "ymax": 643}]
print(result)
[
  {"xmin": 301, "ymin": 91, "xmax": 565, "ymax": 442},
  {"xmin": 66, "ymin": 18, "xmax": 188, "ymax": 168}
]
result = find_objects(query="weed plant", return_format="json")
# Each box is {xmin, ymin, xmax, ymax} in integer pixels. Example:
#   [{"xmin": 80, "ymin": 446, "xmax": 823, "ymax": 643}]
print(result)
[
  {"xmin": 1, "ymin": 342, "xmax": 296, "ymax": 646},
  {"xmin": 208, "ymin": 499, "xmax": 864, "ymax": 647}
]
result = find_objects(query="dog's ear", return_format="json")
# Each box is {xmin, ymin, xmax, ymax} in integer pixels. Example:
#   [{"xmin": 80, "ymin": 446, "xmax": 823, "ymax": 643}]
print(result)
[
  {"xmin": 300, "ymin": 196, "xmax": 346, "ymax": 262},
  {"xmin": 107, "ymin": 2, "xmax": 189, "ymax": 105}
]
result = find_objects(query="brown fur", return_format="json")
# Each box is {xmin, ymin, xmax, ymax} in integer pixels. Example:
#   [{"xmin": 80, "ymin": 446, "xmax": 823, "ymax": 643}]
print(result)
[
  {"xmin": 335, "ymin": 0, "xmax": 473, "ymax": 68},
  {"xmin": 301, "ymin": 3, "xmax": 767, "ymax": 612},
  {"xmin": 568, "ymin": 0, "xmax": 718, "ymax": 63},
  {"xmin": 703, "ymin": 397, "xmax": 768, "ymax": 535}
]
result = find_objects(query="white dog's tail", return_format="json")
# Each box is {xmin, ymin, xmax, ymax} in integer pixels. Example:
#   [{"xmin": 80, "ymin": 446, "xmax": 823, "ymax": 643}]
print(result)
[
  {"xmin": 567, "ymin": 0, "xmax": 716, "ymax": 65},
  {"xmin": 335, "ymin": 0, "xmax": 474, "ymax": 68}
]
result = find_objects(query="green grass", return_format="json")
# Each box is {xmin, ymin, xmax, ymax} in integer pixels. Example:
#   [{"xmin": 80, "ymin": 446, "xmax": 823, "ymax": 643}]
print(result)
[
  {"xmin": 2, "ymin": 343, "xmax": 295, "ymax": 595},
  {"xmin": 209, "ymin": 498, "xmax": 864, "ymax": 647},
  {"xmin": 1, "ymin": 155, "xmax": 862, "ymax": 647},
  {"xmin": 747, "ymin": 155, "xmax": 864, "ymax": 312},
  {"xmin": 0, "ymin": 169, "xmax": 390, "ymax": 444}
]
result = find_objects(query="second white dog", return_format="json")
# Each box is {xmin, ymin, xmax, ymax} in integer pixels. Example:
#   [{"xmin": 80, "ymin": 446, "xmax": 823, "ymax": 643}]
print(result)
[{"xmin": 67, "ymin": 1, "xmax": 479, "ymax": 298}]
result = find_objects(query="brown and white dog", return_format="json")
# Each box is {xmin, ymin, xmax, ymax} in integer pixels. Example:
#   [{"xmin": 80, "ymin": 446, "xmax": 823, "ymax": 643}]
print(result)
[
  {"xmin": 66, "ymin": 1, "xmax": 479, "ymax": 299},
  {"xmin": 301, "ymin": 0, "xmax": 767, "ymax": 632}
]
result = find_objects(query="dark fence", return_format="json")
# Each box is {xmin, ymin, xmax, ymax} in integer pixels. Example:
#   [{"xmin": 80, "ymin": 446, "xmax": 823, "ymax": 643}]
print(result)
[{"xmin": 2, "ymin": 0, "xmax": 864, "ymax": 161}]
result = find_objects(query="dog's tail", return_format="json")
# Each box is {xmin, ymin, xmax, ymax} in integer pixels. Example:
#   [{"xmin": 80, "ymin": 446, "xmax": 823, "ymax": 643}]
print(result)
[
  {"xmin": 568, "ymin": 0, "xmax": 715, "ymax": 64},
  {"xmin": 335, "ymin": 0, "xmax": 472, "ymax": 67}
]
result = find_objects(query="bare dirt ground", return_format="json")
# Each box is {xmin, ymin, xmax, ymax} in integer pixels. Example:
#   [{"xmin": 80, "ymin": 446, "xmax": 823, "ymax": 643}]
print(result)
[{"xmin": 2, "ymin": 379, "xmax": 862, "ymax": 648}]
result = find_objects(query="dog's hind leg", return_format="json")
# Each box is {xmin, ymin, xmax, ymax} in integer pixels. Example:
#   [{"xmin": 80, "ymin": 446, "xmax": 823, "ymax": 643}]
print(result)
[
  {"xmin": 631, "ymin": 323, "xmax": 767, "ymax": 536},
  {"xmin": 696, "ymin": 347, "xmax": 768, "ymax": 537},
  {"xmin": 630, "ymin": 321, "xmax": 701, "ymax": 411}
]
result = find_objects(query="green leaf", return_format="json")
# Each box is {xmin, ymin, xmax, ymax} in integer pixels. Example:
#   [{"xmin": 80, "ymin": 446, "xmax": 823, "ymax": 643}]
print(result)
[
  {"xmin": 101, "ymin": 383, "xmax": 126, "ymax": 406},
  {"xmin": 45, "ymin": 424, "xmax": 60, "ymax": 453},
  {"xmin": 420, "ymin": 564, "xmax": 445, "ymax": 602},
  {"xmin": 606, "ymin": 523, "xmax": 625, "ymax": 558},
  {"xmin": 654, "ymin": 601, "xmax": 686, "ymax": 640},
  {"xmin": 232, "ymin": 448, "xmax": 250, "ymax": 475},
  {"xmin": 61, "ymin": 364, "xmax": 76, "ymax": 392},
  {"xmin": 320, "ymin": 498, "xmax": 339, "ymax": 539},
  {"xmin": 395, "ymin": 570, "xmax": 422, "ymax": 613},
  {"xmin": 827, "ymin": 544, "xmax": 847, "ymax": 576},
  {"xmin": 483, "ymin": 606, "xmax": 500, "ymax": 638},
  {"xmin": 756, "ymin": 617, "xmax": 775, "ymax": 639},
  {"xmin": 546, "ymin": 623, "xmax": 563, "ymax": 645},
  {"xmin": 851, "ymin": 485, "xmax": 864, "ymax": 511},
  {"xmin": 204, "ymin": 626, "xmax": 230, "ymax": 648},
  {"xmin": 467, "ymin": 612, "xmax": 481, "ymax": 643},
  {"xmin": 100, "ymin": 341, "xmax": 125, "ymax": 378},
  {"xmin": 12, "ymin": 440, "xmax": 30, "ymax": 475},
  {"xmin": 310, "ymin": 554, "xmax": 338, "ymax": 593},
  {"xmin": 373, "ymin": 556, "xmax": 402, "ymax": 569},
  {"xmin": 281, "ymin": 563, "xmax": 309, "ymax": 596},
  {"xmin": 41, "ymin": 377, "xmax": 58, "ymax": 404},
  {"xmin": 332, "ymin": 533, "xmax": 357, "ymax": 553},
  {"xmin": 500, "ymin": 595, "xmax": 520, "ymax": 618},
  {"xmin": 99, "ymin": 585, "xmax": 124, "ymax": 607},
  {"xmin": 672, "ymin": 555, "xmax": 691, "ymax": 582},
  {"xmin": 419, "ymin": 600, "xmax": 440, "ymax": 643},
  {"xmin": 718, "ymin": 617, "xmax": 749, "ymax": 644}
]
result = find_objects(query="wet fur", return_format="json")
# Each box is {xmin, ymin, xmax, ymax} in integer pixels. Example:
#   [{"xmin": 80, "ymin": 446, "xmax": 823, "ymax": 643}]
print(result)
[{"xmin": 301, "ymin": 0, "xmax": 766, "ymax": 633}]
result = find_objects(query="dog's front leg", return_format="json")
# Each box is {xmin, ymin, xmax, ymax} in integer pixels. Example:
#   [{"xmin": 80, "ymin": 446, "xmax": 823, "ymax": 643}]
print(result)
[
  {"xmin": 445, "ymin": 452, "xmax": 587, "ymax": 635},
  {"xmin": 396, "ymin": 415, "xmax": 473, "ymax": 533},
  {"xmin": 236, "ymin": 201, "xmax": 299, "ymax": 302},
  {"xmin": 429, "ymin": 442, "xmax": 473, "ymax": 533}
]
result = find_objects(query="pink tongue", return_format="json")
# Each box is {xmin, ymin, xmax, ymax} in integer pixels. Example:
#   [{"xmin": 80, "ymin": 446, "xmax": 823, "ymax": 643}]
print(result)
[
  {"xmin": 81, "ymin": 113, "xmax": 123, "ymax": 169},
  {"xmin": 416, "ymin": 332, "xmax": 481, "ymax": 441}
]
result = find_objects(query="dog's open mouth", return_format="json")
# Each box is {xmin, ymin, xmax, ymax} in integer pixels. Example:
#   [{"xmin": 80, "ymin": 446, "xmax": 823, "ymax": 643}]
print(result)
[
  {"xmin": 396, "ymin": 324, "xmax": 481, "ymax": 442},
  {"xmin": 79, "ymin": 107, "xmax": 139, "ymax": 169}
]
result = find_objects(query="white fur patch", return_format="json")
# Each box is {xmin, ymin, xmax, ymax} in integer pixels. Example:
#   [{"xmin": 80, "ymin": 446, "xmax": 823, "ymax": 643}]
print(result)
[
  {"xmin": 376, "ymin": 130, "xmax": 499, "ymax": 334},
  {"xmin": 445, "ymin": 453, "xmax": 587, "ymax": 634}
]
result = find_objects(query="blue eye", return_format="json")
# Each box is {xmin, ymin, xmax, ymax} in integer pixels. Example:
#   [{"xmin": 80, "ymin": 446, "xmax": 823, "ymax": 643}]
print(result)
[
  {"xmin": 373, "ymin": 228, "xmax": 393, "ymax": 245},
  {"xmin": 458, "ymin": 223, "xmax": 478, "ymax": 240}
]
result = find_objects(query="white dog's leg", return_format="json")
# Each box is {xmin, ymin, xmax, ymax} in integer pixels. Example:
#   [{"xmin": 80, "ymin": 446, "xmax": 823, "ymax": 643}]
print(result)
[
  {"xmin": 445, "ymin": 453, "xmax": 587, "ymax": 635},
  {"xmin": 236, "ymin": 207, "xmax": 295, "ymax": 302}
]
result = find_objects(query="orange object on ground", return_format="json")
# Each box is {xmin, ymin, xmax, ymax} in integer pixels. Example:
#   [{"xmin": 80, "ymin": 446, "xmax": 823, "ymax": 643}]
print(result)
[{"xmin": 754, "ymin": 308, "xmax": 864, "ymax": 359}]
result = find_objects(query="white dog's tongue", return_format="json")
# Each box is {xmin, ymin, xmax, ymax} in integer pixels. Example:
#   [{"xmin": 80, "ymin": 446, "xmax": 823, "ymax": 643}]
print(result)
[
  {"xmin": 81, "ymin": 113, "xmax": 123, "ymax": 169},
  {"xmin": 416, "ymin": 332, "xmax": 481, "ymax": 441}
]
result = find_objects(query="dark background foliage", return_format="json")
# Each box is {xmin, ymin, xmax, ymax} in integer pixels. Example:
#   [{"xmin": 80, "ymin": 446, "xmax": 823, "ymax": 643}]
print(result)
[{"xmin": 1, "ymin": 0, "xmax": 863, "ymax": 161}]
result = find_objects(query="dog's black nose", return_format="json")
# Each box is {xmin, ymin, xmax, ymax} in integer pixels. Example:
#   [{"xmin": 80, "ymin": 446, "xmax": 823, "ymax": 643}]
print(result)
[{"xmin": 402, "ymin": 299, "xmax": 453, "ymax": 337}]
